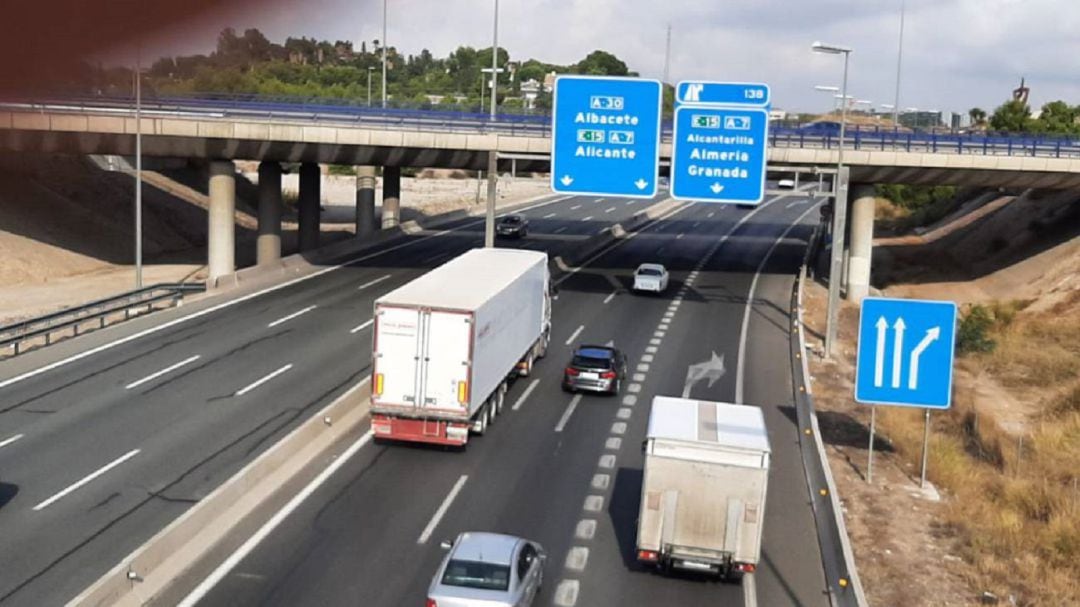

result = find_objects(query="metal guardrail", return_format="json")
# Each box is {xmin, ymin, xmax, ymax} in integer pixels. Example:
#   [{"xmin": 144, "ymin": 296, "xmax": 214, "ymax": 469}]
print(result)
[
  {"xmin": 789, "ymin": 222, "xmax": 867, "ymax": 607},
  {"xmin": 5, "ymin": 94, "xmax": 1080, "ymax": 158},
  {"xmin": 0, "ymin": 282, "xmax": 205, "ymax": 356}
]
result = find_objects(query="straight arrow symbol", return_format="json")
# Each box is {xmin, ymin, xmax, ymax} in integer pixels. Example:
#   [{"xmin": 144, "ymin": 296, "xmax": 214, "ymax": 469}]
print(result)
[
  {"xmin": 560, "ymin": 175, "xmax": 574, "ymax": 186},
  {"xmin": 891, "ymin": 318, "xmax": 906, "ymax": 389},
  {"xmin": 873, "ymin": 316, "xmax": 887, "ymax": 387},
  {"xmin": 908, "ymin": 326, "xmax": 941, "ymax": 390}
]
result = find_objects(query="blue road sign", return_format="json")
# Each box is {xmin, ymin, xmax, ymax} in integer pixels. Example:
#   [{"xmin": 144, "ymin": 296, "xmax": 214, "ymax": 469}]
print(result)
[
  {"xmin": 676, "ymin": 81, "xmax": 771, "ymax": 107},
  {"xmin": 670, "ymin": 105, "xmax": 769, "ymax": 204},
  {"xmin": 551, "ymin": 76, "xmax": 662, "ymax": 198},
  {"xmin": 855, "ymin": 297, "xmax": 958, "ymax": 409}
]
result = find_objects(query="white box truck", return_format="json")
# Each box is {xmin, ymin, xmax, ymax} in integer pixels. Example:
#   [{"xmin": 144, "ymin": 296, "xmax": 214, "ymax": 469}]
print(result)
[
  {"xmin": 636, "ymin": 396, "xmax": 770, "ymax": 580},
  {"xmin": 371, "ymin": 248, "xmax": 552, "ymax": 446}
]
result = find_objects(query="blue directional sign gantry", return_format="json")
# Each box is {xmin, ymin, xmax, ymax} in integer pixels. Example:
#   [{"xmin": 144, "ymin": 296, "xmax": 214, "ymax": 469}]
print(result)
[
  {"xmin": 670, "ymin": 80, "xmax": 770, "ymax": 205},
  {"xmin": 855, "ymin": 297, "xmax": 958, "ymax": 409},
  {"xmin": 551, "ymin": 75, "xmax": 662, "ymax": 198}
]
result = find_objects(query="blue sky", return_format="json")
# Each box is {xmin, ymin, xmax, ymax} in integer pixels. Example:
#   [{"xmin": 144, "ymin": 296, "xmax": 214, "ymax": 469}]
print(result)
[{"xmin": 129, "ymin": 0, "xmax": 1080, "ymax": 114}]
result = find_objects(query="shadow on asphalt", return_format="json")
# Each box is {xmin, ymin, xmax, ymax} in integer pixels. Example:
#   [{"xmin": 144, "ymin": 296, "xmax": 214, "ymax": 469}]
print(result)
[{"xmin": 0, "ymin": 483, "xmax": 18, "ymax": 509}]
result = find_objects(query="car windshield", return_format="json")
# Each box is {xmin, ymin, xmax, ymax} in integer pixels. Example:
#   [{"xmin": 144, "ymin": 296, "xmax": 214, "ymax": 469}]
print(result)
[
  {"xmin": 500, "ymin": 216, "xmax": 522, "ymax": 224},
  {"xmin": 441, "ymin": 559, "xmax": 511, "ymax": 591},
  {"xmin": 638, "ymin": 268, "xmax": 663, "ymax": 276},
  {"xmin": 572, "ymin": 355, "xmax": 612, "ymax": 369}
]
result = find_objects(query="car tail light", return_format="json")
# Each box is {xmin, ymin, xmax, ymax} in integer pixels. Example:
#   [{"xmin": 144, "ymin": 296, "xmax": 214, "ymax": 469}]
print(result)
[
  {"xmin": 374, "ymin": 373, "xmax": 384, "ymax": 396},
  {"xmin": 600, "ymin": 370, "xmax": 617, "ymax": 379},
  {"xmin": 735, "ymin": 562, "xmax": 756, "ymax": 573},
  {"xmin": 637, "ymin": 549, "xmax": 659, "ymax": 562},
  {"xmin": 565, "ymin": 367, "xmax": 580, "ymax": 376},
  {"xmin": 426, "ymin": 599, "xmax": 438, "ymax": 607}
]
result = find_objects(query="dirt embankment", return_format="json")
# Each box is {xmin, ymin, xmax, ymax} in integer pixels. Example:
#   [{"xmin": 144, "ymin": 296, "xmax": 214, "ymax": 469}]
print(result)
[{"xmin": 806, "ymin": 188, "xmax": 1080, "ymax": 606}]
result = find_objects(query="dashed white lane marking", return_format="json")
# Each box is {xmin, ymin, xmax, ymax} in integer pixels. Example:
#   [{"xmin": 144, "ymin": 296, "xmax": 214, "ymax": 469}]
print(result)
[
  {"xmin": 267, "ymin": 305, "xmax": 317, "ymax": 328},
  {"xmin": 576, "ymin": 519, "xmax": 598, "ymax": 540},
  {"xmin": 637, "ymin": 363, "xmax": 650, "ymax": 372},
  {"xmin": 591, "ymin": 474, "xmax": 611, "ymax": 490},
  {"xmin": 417, "ymin": 474, "xmax": 469, "ymax": 544},
  {"xmin": 544, "ymin": 212, "xmax": 557, "ymax": 218},
  {"xmin": 0, "ymin": 434, "xmax": 24, "ymax": 450},
  {"xmin": 598, "ymin": 454, "xmax": 617, "ymax": 469},
  {"xmin": 622, "ymin": 395, "xmax": 638, "ymax": 406},
  {"xmin": 645, "ymin": 346, "xmax": 658, "ymax": 354},
  {"xmin": 349, "ymin": 319, "xmax": 374, "ymax": 334},
  {"xmin": 641, "ymin": 354, "xmax": 654, "ymax": 362},
  {"xmin": 653, "ymin": 330, "xmax": 665, "ymax": 338},
  {"xmin": 511, "ymin": 379, "xmax": 541, "ymax": 411},
  {"xmin": 648, "ymin": 338, "xmax": 661, "ymax": 346},
  {"xmin": 236, "ymin": 364, "xmax": 293, "ymax": 397},
  {"xmin": 594, "ymin": 198, "xmax": 606, "ymax": 203},
  {"xmin": 357, "ymin": 274, "xmax": 392, "ymax": 291},
  {"xmin": 177, "ymin": 426, "xmax": 374, "ymax": 607},
  {"xmin": 604, "ymin": 207, "xmax": 616, "ymax": 213},
  {"xmin": 603, "ymin": 291, "xmax": 617, "ymax": 305},
  {"xmin": 554, "ymin": 580, "xmax": 581, "ymax": 607},
  {"xmin": 628, "ymin": 383, "xmax": 643, "ymax": 393},
  {"xmin": 554, "ymin": 226, "xmax": 568, "ymax": 234},
  {"xmin": 33, "ymin": 449, "xmax": 141, "ymax": 511},
  {"xmin": 570, "ymin": 204, "xmax": 582, "ymax": 210},
  {"xmin": 632, "ymin": 373, "xmax": 647, "ymax": 382},
  {"xmin": 617, "ymin": 407, "xmax": 633, "ymax": 419},
  {"xmin": 584, "ymin": 495, "xmax": 604, "ymax": 511},
  {"xmin": 676, "ymin": 233, "xmax": 685, "ymax": 239},
  {"xmin": 565, "ymin": 547, "xmax": 590, "ymax": 571},
  {"xmin": 565, "ymin": 324, "xmax": 585, "ymax": 345},
  {"xmin": 611, "ymin": 422, "xmax": 627, "ymax": 434},
  {"xmin": 555, "ymin": 394, "xmax": 583, "ymax": 432},
  {"xmin": 605, "ymin": 437, "xmax": 622, "ymax": 450},
  {"xmin": 125, "ymin": 355, "xmax": 200, "ymax": 390},
  {"xmin": 707, "ymin": 212, "xmax": 716, "ymax": 218},
  {"xmin": 581, "ymin": 215, "xmax": 594, "ymax": 221}
]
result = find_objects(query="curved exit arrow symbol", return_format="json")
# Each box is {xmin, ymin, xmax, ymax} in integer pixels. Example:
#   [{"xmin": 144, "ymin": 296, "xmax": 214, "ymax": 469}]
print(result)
[{"xmin": 908, "ymin": 327, "xmax": 941, "ymax": 390}]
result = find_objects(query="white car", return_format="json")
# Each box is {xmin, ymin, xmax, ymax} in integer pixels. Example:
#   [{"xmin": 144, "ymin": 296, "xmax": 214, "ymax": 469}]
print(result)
[
  {"xmin": 777, "ymin": 178, "xmax": 796, "ymax": 189},
  {"xmin": 633, "ymin": 263, "xmax": 669, "ymax": 293},
  {"xmin": 428, "ymin": 532, "xmax": 545, "ymax": 607}
]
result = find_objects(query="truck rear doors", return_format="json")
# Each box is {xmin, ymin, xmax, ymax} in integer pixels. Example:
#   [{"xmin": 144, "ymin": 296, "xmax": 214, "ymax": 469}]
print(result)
[{"xmin": 374, "ymin": 306, "xmax": 472, "ymax": 414}]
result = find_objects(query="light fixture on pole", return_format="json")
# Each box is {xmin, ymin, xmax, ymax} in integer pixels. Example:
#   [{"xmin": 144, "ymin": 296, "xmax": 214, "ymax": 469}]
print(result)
[
  {"xmin": 812, "ymin": 40, "xmax": 853, "ymax": 359},
  {"xmin": 814, "ymin": 85, "xmax": 840, "ymax": 112}
]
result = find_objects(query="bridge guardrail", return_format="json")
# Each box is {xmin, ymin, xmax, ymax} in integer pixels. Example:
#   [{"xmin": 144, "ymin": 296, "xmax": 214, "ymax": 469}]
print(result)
[{"xmin": 0, "ymin": 282, "xmax": 205, "ymax": 357}]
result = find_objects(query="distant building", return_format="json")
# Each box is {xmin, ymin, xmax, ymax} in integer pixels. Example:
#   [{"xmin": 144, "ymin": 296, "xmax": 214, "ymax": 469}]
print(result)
[
  {"xmin": 768, "ymin": 108, "xmax": 788, "ymax": 121},
  {"xmin": 426, "ymin": 95, "xmax": 446, "ymax": 105},
  {"xmin": 520, "ymin": 78, "xmax": 542, "ymax": 109}
]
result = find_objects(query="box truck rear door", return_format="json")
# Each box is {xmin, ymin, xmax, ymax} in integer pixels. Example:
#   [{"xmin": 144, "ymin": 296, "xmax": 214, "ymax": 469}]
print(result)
[
  {"xmin": 419, "ymin": 310, "xmax": 473, "ymax": 412},
  {"xmin": 375, "ymin": 306, "xmax": 423, "ymax": 407}
]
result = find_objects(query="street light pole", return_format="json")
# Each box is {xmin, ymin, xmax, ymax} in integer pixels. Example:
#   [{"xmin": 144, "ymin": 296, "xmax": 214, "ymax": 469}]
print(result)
[
  {"xmin": 490, "ymin": 0, "xmax": 499, "ymax": 120},
  {"xmin": 367, "ymin": 66, "xmax": 374, "ymax": 106},
  {"xmin": 134, "ymin": 54, "xmax": 143, "ymax": 290},
  {"xmin": 812, "ymin": 41, "xmax": 853, "ymax": 359},
  {"xmin": 381, "ymin": 0, "xmax": 388, "ymax": 108},
  {"xmin": 892, "ymin": 0, "xmax": 906, "ymax": 125}
]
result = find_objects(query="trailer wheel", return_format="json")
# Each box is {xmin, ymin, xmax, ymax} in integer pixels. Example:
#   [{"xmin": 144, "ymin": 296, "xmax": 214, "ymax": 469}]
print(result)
[
  {"xmin": 495, "ymin": 383, "xmax": 507, "ymax": 415},
  {"xmin": 487, "ymin": 400, "xmax": 497, "ymax": 426},
  {"xmin": 472, "ymin": 405, "xmax": 489, "ymax": 435},
  {"xmin": 520, "ymin": 352, "xmax": 535, "ymax": 377},
  {"xmin": 538, "ymin": 331, "xmax": 550, "ymax": 358}
]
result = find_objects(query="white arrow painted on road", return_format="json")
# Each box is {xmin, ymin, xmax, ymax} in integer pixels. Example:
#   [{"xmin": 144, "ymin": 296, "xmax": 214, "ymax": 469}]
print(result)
[
  {"xmin": 604, "ymin": 340, "xmax": 615, "ymax": 348},
  {"xmin": 908, "ymin": 326, "xmax": 941, "ymax": 390},
  {"xmin": 710, "ymin": 183, "xmax": 724, "ymax": 194},
  {"xmin": 891, "ymin": 318, "xmax": 906, "ymax": 389},
  {"xmin": 873, "ymin": 317, "xmax": 887, "ymax": 387},
  {"xmin": 634, "ymin": 179, "xmax": 649, "ymax": 190},
  {"xmin": 682, "ymin": 351, "xmax": 726, "ymax": 398},
  {"xmin": 561, "ymin": 175, "xmax": 574, "ymax": 186}
]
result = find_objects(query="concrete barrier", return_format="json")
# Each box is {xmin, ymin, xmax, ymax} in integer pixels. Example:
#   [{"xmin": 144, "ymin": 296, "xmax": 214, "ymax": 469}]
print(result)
[{"xmin": 69, "ymin": 380, "xmax": 373, "ymax": 606}]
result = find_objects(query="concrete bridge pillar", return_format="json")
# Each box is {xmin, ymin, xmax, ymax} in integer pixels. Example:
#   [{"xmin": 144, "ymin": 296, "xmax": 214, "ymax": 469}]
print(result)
[
  {"xmin": 382, "ymin": 166, "xmax": 401, "ymax": 229},
  {"xmin": 356, "ymin": 165, "xmax": 377, "ymax": 237},
  {"xmin": 298, "ymin": 162, "xmax": 321, "ymax": 252},
  {"xmin": 208, "ymin": 160, "xmax": 236, "ymax": 283},
  {"xmin": 846, "ymin": 184, "xmax": 877, "ymax": 302},
  {"xmin": 257, "ymin": 161, "xmax": 283, "ymax": 265}
]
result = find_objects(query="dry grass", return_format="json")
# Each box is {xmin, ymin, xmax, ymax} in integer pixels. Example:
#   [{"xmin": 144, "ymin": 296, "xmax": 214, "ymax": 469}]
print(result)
[{"xmin": 876, "ymin": 305, "xmax": 1080, "ymax": 606}]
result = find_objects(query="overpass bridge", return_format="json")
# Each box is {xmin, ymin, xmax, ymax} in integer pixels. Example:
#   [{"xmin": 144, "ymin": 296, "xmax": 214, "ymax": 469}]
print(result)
[{"xmin": 2, "ymin": 97, "xmax": 1079, "ymax": 299}]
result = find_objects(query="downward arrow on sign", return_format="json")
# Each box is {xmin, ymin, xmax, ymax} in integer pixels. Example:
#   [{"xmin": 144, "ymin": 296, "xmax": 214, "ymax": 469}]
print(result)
[
  {"xmin": 634, "ymin": 179, "xmax": 649, "ymax": 190},
  {"xmin": 710, "ymin": 183, "xmax": 724, "ymax": 194},
  {"xmin": 560, "ymin": 175, "xmax": 574, "ymax": 186}
]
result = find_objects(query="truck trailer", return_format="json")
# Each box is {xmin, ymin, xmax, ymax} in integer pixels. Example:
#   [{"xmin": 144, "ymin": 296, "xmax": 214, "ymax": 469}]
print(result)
[
  {"xmin": 636, "ymin": 396, "xmax": 771, "ymax": 580},
  {"xmin": 370, "ymin": 248, "xmax": 552, "ymax": 446}
]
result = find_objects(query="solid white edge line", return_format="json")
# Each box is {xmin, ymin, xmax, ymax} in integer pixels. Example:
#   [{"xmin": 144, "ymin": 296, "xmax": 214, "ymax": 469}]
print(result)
[
  {"xmin": 124, "ymin": 355, "xmax": 201, "ymax": 390},
  {"xmin": 417, "ymin": 474, "xmax": 469, "ymax": 544},
  {"xmin": 267, "ymin": 305, "xmax": 317, "ymax": 328},
  {"xmin": 564, "ymin": 325, "xmax": 585, "ymax": 346},
  {"xmin": 357, "ymin": 274, "xmax": 392, "ymax": 291},
  {"xmin": 178, "ymin": 430, "xmax": 375, "ymax": 607},
  {"xmin": 734, "ymin": 203, "xmax": 820, "ymax": 404},
  {"xmin": 511, "ymin": 379, "xmax": 541, "ymax": 411},
  {"xmin": 33, "ymin": 449, "xmax": 141, "ymax": 511},
  {"xmin": 349, "ymin": 320, "xmax": 374, "ymax": 335},
  {"xmin": 0, "ymin": 433, "xmax": 24, "ymax": 449},
  {"xmin": 0, "ymin": 194, "xmax": 576, "ymax": 392},
  {"xmin": 744, "ymin": 571, "xmax": 758, "ymax": 607},
  {"xmin": 235, "ymin": 364, "xmax": 294, "ymax": 397},
  {"xmin": 554, "ymin": 394, "xmax": 582, "ymax": 433}
]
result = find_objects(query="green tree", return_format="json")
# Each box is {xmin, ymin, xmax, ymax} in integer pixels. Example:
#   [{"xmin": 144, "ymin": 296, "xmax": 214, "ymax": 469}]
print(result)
[
  {"xmin": 574, "ymin": 50, "xmax": 629, "ymax": 76},
  {"xmin": 968, "ymin": 107, "xmax": 987, "ymax": 126},
  {"xmin": 1037, "ymin": 100, "xmax": 1078, "ymax": 134},
  {"xmin": 990, "ymin": 99, "xmax": 1033, "ymax": 132}
]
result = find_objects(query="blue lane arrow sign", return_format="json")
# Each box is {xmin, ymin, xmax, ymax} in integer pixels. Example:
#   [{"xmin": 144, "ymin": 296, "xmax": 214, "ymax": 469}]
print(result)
[{"xmin": 550, "ymin": 75, "xmax": 662, "ymax": 198}]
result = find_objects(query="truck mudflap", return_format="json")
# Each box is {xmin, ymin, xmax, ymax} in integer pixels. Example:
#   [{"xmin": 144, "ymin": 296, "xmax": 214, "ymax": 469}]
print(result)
[{"xmin": 371, "ymin": 414, "xmax": 470, "ymax": 446}]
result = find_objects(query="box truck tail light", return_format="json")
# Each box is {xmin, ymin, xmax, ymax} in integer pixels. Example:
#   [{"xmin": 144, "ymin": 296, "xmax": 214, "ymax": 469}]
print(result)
[
  {"xmin": 457, "ymin": 381, "xmax": 469, "ymax": 404},
  {"xmin": 565, "ymin": 367, "xmax": 580, "ymax": 376},
  {"xmin": 374, "ymin": 373, "xmax": 384, "ymax": 396},
  {"xmin": 735, "ymin": 563, "xmax": 756, "ymax": 573},
  {"xmin": 600, "ymin": 370, "xmax": 617, "ymax": 379},
  {"xmin": 637, "ymin": 549, "xmax": 659, "ymax": 562}
]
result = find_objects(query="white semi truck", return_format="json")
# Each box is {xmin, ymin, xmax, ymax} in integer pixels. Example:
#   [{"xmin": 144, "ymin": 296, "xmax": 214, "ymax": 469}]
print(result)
[
  {"xmin": 636, "ymin": 396, "xmax": 771, "ymax": 580},
  {"xmin": 370, "ymin": 248, "xmax": 552, "ymax": 447}
]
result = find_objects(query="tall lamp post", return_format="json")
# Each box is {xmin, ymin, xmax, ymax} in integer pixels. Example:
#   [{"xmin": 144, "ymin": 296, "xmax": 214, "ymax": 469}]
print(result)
[
  {"xmin": 367, "ymin": 66, "xmax": 375, "ymax": 107},
  {"xmin": 381, "ymin": 0, "xmax": 388, "ymax": 108},
  {"xmin": 812, "ymin": 40, "xmax": 852, "ymax": 360},
  {"xmin": 490, "ymin": 0, "xmax": 499, "ymax": 120},
  {"xmin": 134, "ymin": 55, "xmax": 143, "ymax": 290},
  {"xmin": 893, "ymin": 0, "xmax": 906, "ymax": 125}
]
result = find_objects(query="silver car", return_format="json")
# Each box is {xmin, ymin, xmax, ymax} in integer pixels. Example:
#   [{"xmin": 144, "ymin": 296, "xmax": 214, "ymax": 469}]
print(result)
[{"xmin": 427, "ymin": 532, "xmax": 546, "ymax": 607}]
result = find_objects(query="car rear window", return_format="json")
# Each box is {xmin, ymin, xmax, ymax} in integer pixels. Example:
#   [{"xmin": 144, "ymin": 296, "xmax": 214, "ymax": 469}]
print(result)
[
  {"xmin": 638, "ymin": 268, "xmax": 663, "ymax": 276},
  {"xmin": 500, "ymin": 216, "xmax": 522, "ymax": 224},
  {"xmin": 572, "ymin": 355, "xmax": 612, "ymax": 369},
  {"xmin": 441, "ymin": 559, "xmax": 511, "ymax": 591}
]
